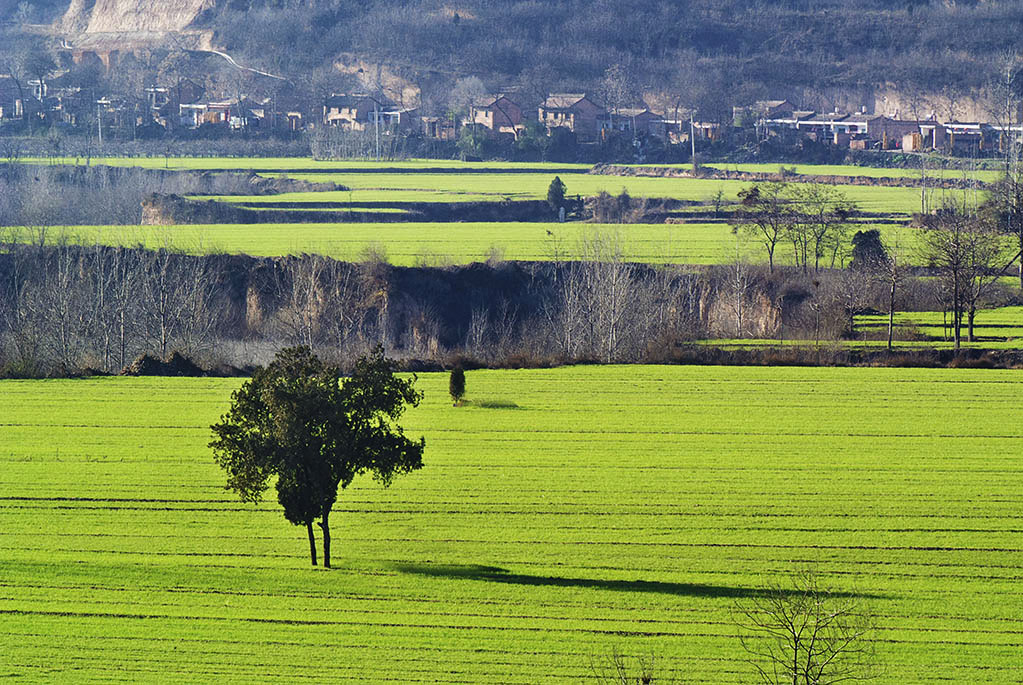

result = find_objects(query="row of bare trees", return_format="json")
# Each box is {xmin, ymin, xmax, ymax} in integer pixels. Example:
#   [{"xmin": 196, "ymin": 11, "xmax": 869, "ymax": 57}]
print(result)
[
  {"xmin": 917, "ymin": 205, "xmax": 1021, "ymax": 350},
  {"xmin": 0, "ymin": 237, "xmax": 715, "ymax": 375},
  {"xmin": 2, "ymin": 223, "xmax": 1017, "ymax": 376},
  {"xmin": 733, "ymin": 182, "xmax": 856, "ymax": 274},
  {"xmin": 0, "ymin": 239, "xmax": 222, "ymax": 375},
  {"xmin": 540, "ymin": 232, "xmax": 703, "ymax": 362}
]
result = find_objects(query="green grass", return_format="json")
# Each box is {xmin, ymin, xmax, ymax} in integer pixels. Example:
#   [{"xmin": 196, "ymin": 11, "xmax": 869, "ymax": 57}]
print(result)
[
  {"xmin": 37, "ymin": 222, "xmax": 919, "ymax": 267},
  {"xmin": 261, "ymin": 173, "xmax": 929, "ymax": 214},
  {"xmin": 855, "ymin": 305, "xmax": 1023, "ymax": 342},
  {"xmin": 32, "ymin": 156, "xmax": 976, "ymax": 214},
  {"xmin": 2, "ymin": 366, "xmax": 1022, "ymax": 682},
  {"xmin": 701, "ymin": 304, "xmax": 1023, "ymax": 350},
  {"xmin": 702, "ymin": 162, "xmax": 1004, "ymax": 183},
  {"xmin": 30, "ymin": 156, "xmax": 1004, "ymax": 182},
  {"xmin": 29, "ymin": 156, "xmax": 592, "ymax": 171}
]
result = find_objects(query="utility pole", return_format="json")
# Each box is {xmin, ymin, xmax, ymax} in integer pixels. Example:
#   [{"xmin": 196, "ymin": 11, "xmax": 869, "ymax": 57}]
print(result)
[
  {"xmin": 690, "ymin": 111, "xmax": 697, "ymax": 175},
  {"xmin": 374, "ymin": 100, "xmax": 380, "ymax": 161},
  {"xmin": 97, "ymin": 101, "xmax": 102, "ymax": 145}
]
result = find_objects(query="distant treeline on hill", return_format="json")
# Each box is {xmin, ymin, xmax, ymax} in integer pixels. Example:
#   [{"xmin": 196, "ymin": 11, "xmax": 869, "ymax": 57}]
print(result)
[{"xmin": 207, "ymin": 0, "xmax": 1022, "ymax": 117}]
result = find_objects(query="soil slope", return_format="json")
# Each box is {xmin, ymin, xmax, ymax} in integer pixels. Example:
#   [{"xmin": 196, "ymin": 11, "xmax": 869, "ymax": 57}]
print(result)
[{"xmin": 60, "ymin": 0, "xmax": 212, "ymax": 33}]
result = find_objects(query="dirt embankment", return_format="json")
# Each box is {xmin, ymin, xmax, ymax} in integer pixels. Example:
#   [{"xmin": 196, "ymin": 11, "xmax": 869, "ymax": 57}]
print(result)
[
  {"xmin": 591, "ymin": 164, "xmax": 990, "ymax": 190},
  {"xmin": 61, "ymin": 0, "xmax": 212, "ymax": 33}
]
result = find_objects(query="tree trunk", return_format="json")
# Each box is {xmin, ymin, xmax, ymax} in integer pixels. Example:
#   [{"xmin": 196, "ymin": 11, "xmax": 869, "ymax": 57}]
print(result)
[
  {"xmin": 953, "ymin": 273, "xmax": 962, "ymax": 351},
  {"xmin": 306, "ymin": 521, "xmax": 317, "ymax": 566},
  {"xmin": 1018, "ymin": 233, "xmax": 1022, "ymax": 290},
  {"xmin": 320, "ymin": 507, "xmax": 332, "ymax": 569},
  {"xmin": 887, "ymin": 278, "xmax": 896, "ymax": 352},
  {"xmin": 968, "ymin": 308, "xmax": 976, "ymax": 342}
]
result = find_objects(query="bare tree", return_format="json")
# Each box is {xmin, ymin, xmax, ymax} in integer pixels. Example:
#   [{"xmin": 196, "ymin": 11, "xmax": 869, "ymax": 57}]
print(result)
[
  {"xmin": 735, "ymin": 569, "xmax": 879, "ymax": 685},
  {"xmin": 448, "ymin": 76, "xmax": 487, "ymax": 132},
  {"xmin": 136, "ymin": 248, "xmax": 219, "ymax": 359},
  {"xmin": 734, "ymin": 182, "xmax": 793, "ymax": 272},
  {"xmin": 788, "ymin": 184, "xmax": 856, "ymax": 273},
  {"xmin": 466, "ymin": 306, "xmax": 489, "ymax": 359},
  {"xmin": 723, "ymin": 238, "xmax": 755, "ymax": 338},
  {"xmin": 591, "ymin": 646, "xmax": 677, "ymax": 684},
  {"xmin": 275, "ymin": 255, "xmax": 327, "ymax": 348},
  {"xmin": 323, "ymin": 259, "xmax": 367, "ymax": 357},
  {"xmin": 600, "ymin": 63, "xmax": 634, "ymax": 131},
  {"xmin": 872, "ymin": 232, "xmax": 907, "ymax": 352},
  {"xmin": 918, "ymin": 205, "xmax": 1010, "ymax": 348}
]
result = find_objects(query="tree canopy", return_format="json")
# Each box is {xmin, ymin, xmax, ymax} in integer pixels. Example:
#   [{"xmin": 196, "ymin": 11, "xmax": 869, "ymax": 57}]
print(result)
[{"xmin": 209, "ymin": 345, "xmax": 425, "ymax": 567}]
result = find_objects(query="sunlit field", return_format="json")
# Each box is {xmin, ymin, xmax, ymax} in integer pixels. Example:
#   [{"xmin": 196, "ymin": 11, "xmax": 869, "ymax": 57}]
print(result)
[{"xmin": 2, "ymin": 366, "xmax": 1022, "ymax": 682}]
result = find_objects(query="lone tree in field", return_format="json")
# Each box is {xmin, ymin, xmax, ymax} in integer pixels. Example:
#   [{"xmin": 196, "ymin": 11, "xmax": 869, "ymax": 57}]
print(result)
[
  {"xmin": 209, "ymin": 346, "xmax": 425, "ymax": 568},
  {"xmin": 449, "ymin": 366, "xmax": 466, "ymax": 405},
  {"xmin": 548, "ymin": 176, "xmax": 567, "ymax": 214}
]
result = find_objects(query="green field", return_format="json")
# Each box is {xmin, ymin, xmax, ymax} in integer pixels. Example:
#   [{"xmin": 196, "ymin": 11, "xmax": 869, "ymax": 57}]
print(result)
[
  {"xmin": 703, "ymin": 162, "xmax": 1004, "ymax": 183},
  {"xmin": 42, "ymin": 222, "xmax": 919, "ymax": 266},
  {"xmin": 259, "ymin": 172, "xmax": 929, "ymax": 214},
  {"xmin": 856, "ymin": 305, "xmax": 1023, "ymax": 342},
  {"xmin": 34, "ymin": 156, "xmax": 964, "ymax": 213},
  {"xmin": 14, "ymin": 156, "xmax": 995, "ymax": 267},
  {"xmin": 32, "ymin": 156, "xmax": 593, "ymax": 172},
  {"xmin": 35, "ymin": 156, "xmax": 1003, "ymax": 183},
  {"xmin": 704, "ymin": 305, "xmax": 1023, "ymax": 351},
  {"xmin": 2, "ymin": 366, "xmax": 1022, "ymax": 682}
]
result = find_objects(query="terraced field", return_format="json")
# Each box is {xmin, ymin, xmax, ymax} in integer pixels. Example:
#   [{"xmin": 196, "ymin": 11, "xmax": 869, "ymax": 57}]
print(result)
[
  {"xmin": 703, "ymin": 162, "xmax": 1004, "ymax": 183},
  {"xmin": 2, "ymin": 366, "xmax": 1022, "ymax": 683},
  {"xmin": 46, "ymin": 221, "xmax": 918, "ymax": 266},
  {"xmin": 855, "ymin": 306, "xmax": 1023, "ymax": 343},
  {"xmin": 13, "ymin": 156, "xmax": 995, "ymax": 266},
  {"xmin": 39, "ymin": 156, "xmax": 1002, "ymax": 182},
  {"xmin": 252, "ymin": 172, "xmax": 928, "ymax": 213},
  {"xmin": 44, "ymin": 221, "xmax": 760, "ymax": 264}
]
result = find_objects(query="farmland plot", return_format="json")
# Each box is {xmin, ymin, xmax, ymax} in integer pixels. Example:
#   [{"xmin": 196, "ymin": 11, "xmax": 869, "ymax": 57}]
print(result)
[{"xmin": 1, "ymin": 366, "xmax": 1021, "ymax": 682}]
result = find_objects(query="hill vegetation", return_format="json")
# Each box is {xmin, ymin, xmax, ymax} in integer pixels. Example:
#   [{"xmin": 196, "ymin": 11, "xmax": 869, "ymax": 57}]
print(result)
[
  {"xmin": 5, "ymin": 1, "xmax": 1023, "ymax": 122},
  {"xmin": 198, "ymin": 0, "xmax": 1023, "ymax": 116}
]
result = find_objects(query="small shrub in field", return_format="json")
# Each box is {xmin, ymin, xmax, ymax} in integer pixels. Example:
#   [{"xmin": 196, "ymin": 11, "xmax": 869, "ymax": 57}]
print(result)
[{"xmin": 449, "ymin": 367, "xmax": 466, "ymax": 405}]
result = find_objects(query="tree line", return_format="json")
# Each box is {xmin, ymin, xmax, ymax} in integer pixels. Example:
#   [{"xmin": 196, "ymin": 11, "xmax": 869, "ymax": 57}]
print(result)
[{"xmin": 4, "ymin": 227, "xmax": 1017, "ymax": 377}]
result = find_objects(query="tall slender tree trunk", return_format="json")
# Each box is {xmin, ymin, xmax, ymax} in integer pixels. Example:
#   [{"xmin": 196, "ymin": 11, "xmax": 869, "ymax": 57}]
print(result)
[
  {"xmin": 320, "ymin": 507, "xmax": 332, "ymax": 569},
  {"xmin": 887, "ymin": 278, "xmax": 896, "ymax": 352},
  {"xmin": 953, "ymin": 273, "xmax": 962, "ymax": 351},
  {"xmin": 1018, "ymin": 233, "xmax": 1022, "ymax": 289},
  {"xmin": 968, "ymin": 308, "xmax": 976, "ymax": 342},
  {"xmin": 307, "ymin": 521, "xmax": 318, "ymax": 566}
]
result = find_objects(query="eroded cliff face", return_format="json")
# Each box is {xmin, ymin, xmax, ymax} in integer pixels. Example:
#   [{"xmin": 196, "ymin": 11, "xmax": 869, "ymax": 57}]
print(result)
[{"xmin": 60, "ymin": 0, "xmax": 215, "ymax": 34}]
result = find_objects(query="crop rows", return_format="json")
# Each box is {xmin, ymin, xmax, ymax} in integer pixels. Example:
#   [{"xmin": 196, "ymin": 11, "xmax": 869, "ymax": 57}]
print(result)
[{"xmin": 1, "ymin": 366, "xmax": 1022, "ymax": 682}]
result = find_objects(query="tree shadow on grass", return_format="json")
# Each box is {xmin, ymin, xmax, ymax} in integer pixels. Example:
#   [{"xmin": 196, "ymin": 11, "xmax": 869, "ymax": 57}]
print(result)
[
  {"xmin": 463, "ymin": 399, "xmax": 523, "ymax": 409},
  {"xmin": 392, "ymin": 563, "xmax": 885, "ymax": 600}
]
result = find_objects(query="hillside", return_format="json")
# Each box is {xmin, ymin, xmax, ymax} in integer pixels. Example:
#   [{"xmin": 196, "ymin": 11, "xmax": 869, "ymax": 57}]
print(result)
[
  {"xmin": 2, "ymin": 1, "xmax": 1020, "ymax": 123},
  {"xmin": 60, "ymin": 0, "xmax": 213, "ymax": 33}
]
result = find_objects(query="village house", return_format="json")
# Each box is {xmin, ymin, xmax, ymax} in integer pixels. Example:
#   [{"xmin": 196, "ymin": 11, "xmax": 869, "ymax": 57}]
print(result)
[
  {"xmin": 421, "ymin": 116, "xmax": 456, "ymax": 140},
  {"xmin": 323, "ymin": 93, "xmax": 416, "ymax": 132},
  {"xmin": 733, "ymin": 99, "xmax": 796, "ymax": 126},
  {"xmin": 539, "ymin": 93, "xmax": 605, "ymax": 141},
  {"xmin": 468, "ymin": 94, "xmax": 523, "ymax": 136},
  {"xmin": 761, "ymin": 107, "xmax": 952, "ymax": 150},
  {"xmin": 144, "ymin": 80, "xmax": 204, "ymax": 130},
  {"xmin": 275, "ymin": 95, "xmax": 310, "ymax": 131},
  {"xmin": 600, "ymin": 107, "xmax": 661, "ymax": 137}
]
